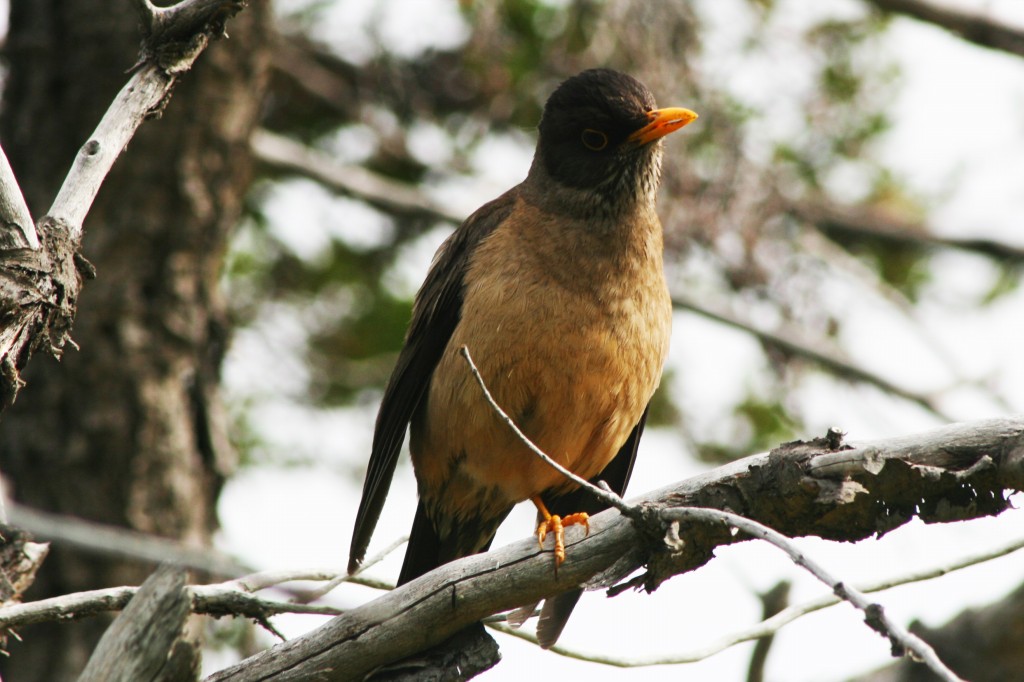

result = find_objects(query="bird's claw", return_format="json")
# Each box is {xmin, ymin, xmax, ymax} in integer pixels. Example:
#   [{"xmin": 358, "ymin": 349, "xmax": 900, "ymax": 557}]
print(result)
[{"xmin": 537, "ymin": 512, "xmax": 590, "ymax": 567}]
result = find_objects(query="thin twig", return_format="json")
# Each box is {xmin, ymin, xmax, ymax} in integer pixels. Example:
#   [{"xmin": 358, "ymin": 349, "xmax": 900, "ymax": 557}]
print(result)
[
  {"xmin": 459, "ymin": 345, "xmax": 632, "ymax": 515},
  {"xmin": 462, "ymin": 344, "xmax": 964, "ymax": 680},
  {"xmin": 0, "ymin": 569, "xmax": 346, "ymax": 631},
  {"xmin": 494, "ymin": 532, "xmax": 1024, "ymax": 666},
  {"xmin": 672, "ymin": 294, "xmax": 952, "ymax": 421},
  {"xmin": 0, "ymin": 528, "xmax": 409, "ymax": 631},
  {"xmin": 293, "ymin": 534, "xmax": 407, "ymax": 602},
  {"xmin": 663, "ymin": 509, "xmax": 963, "ymax": 680}
]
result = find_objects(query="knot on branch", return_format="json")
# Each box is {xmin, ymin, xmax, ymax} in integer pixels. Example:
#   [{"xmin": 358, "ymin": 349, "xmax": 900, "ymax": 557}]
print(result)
[
  {"xmin": 0, "ymin": 218, "xmax": 84, "ymax": 408},
  {"xmin": 607, "ymin": 504, "xmax": 735, "ymax": 596},
  {"xmin": 37, "ymin": 219, "xmax": 85, "ymax": 357}
]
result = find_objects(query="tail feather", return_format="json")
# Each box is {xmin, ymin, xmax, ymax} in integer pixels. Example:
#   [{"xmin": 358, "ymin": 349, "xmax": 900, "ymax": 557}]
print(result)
[
  {"xmin": 397, "ymin": 501, "xmax": 444, "ymax": 585},
  {"xmin": 536, "ymin": 589, "xmax": 582, "ymax": 648},
  {"xmin": 398, "ymin": 501, "xmax": 509, "ymax": 585}
]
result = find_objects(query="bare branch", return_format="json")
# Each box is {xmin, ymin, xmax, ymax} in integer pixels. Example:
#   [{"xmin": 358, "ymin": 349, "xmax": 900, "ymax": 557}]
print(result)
[
  {"xmin": 0, "ymin": 569, "xmax": 344, "ymax": 632},
  {"xmin": 50, "ymin": 0, "xmax": 246, "ymax": 236},
  {"xmin": 0, "ymin": 0, "xmax": 248, "ymax": 411},
  {"xmin": 0, "ymin": 144, "xmax": 37, "ymax": 250},
  {"xmin": 48, "ymin": 71, "xmax": 171, "ymax": 234},
  {"xmin": 663, "ymin": 507, "xmax": 963, "ymax": 681},
  {"xmin": 790, "ymin": 197, "xmax": 1024, "ymax": 265},
  {"xmin": 7, "ymin": 503, "xmax": 249, "ymax": 578},
  {"xmin": 204, "ymin": 418, "xmax": 1024, "ymax": 681},
  {"xmin": 672, "ymin": 294, "xmax": 952, "ymax": 420},
  {"xmin": 866, "ymin": 0, "xmax": 1024, "ymax": 59},
  {"xmin": 78, "ymin": 565, "xmax": 197, "ymax": 682},
  {"xmin": 0, "ymin": 529, "xmax": 409, "ymax": 632},
  {"xmin": 250, "ymin": 128, "xmax": 464, "ymax": 225}
]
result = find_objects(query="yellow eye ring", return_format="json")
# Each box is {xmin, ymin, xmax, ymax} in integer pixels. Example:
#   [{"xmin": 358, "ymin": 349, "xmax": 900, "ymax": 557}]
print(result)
[{"xmin": 581, "ymin": 128, "xmax": 609, "ymax": 151}]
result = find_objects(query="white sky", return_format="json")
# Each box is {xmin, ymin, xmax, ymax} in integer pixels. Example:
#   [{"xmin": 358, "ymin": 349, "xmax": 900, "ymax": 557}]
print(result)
[{"xmin": 214, "ymin": 1, "xmax": 1024, "ymax": 680}]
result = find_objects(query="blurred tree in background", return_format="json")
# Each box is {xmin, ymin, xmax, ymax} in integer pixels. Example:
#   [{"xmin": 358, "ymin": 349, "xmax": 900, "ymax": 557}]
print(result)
[{"xmin": 1, "ymin": 0, "xmax": 1022, "ymax": 679}]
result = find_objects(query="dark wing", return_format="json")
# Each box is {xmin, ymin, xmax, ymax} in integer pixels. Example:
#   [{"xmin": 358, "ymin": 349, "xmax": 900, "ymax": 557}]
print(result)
[
  {"xmin": 347, "ymin": 188, "xmax": 519, "ymax": 574},
  {"xmin": 534, "ymin": 404, "xmax": 650, "ymax": 647}
]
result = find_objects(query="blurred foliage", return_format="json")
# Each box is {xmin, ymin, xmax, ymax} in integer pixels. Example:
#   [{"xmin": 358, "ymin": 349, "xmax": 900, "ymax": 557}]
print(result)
[
  {"xmin": 226, "ymin": 0, "xmax": 1017, "ymax": 467},
  {"xmin": 697, "ymin": 394, "xmax": 800, "ymax": 464}
]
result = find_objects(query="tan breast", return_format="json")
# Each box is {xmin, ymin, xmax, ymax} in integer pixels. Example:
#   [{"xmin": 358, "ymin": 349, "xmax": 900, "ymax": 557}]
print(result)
[{"xmin": 410, "ymin": 195, "xmax": 672, "ymax": 524}]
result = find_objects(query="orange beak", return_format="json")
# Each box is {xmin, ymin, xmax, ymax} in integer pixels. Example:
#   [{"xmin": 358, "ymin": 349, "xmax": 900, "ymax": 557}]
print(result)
[{"xmin": 626, "ymin": 107, "xmax": 698, "ymax": 145}]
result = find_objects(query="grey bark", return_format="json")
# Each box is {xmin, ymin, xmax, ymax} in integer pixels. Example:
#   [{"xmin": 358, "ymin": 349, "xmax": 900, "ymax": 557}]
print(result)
[{"xmin": 0, "ymin": 1, "xmax": 270, "ymax": 678}]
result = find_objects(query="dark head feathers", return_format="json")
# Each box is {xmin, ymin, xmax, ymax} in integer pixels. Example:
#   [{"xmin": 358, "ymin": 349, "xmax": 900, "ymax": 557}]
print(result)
[{"xmin": 533, "ymin": 70, "xmax": 661, "ymax": 197}]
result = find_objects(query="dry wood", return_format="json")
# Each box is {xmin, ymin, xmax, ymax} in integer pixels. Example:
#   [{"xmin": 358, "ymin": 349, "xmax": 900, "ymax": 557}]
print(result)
[
  {"xmin": 205, "ymin": 416, "xmax": 1024, "ymax": 681},
  {"xmin": 0, "ymin": 0, "xmax": 247, "ymax": 410},
  {"xmin": 78, "ymin": 565, "xmax": 196, "ymax": 682},
  {"xmin": 867, "ymin": 0, "xmax": 1024, "ymax": 59}
]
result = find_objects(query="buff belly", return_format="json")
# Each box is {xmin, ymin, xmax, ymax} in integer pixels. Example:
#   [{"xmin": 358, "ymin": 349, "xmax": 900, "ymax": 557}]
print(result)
[{"xmin": 409, "ymin": 258, "xmax": 670, "ymax": 538}]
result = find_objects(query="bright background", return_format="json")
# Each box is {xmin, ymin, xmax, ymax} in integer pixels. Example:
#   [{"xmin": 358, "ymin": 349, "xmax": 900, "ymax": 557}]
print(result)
[{"xmin": 210, "ymin": 0, "xmax": 1024, "ymax": 679}]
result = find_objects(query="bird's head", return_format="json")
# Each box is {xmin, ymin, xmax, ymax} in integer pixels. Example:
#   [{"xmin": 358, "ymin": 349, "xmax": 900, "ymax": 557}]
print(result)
[{"xmin": 529, "ymin": 69, "xmax": 697, "ymax": 218}]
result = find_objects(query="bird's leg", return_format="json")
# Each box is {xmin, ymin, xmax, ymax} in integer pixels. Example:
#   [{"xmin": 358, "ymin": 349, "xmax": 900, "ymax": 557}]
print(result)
[{"xmin": 531, "ymin": 496, "xmax": 590, "ymax": 568}]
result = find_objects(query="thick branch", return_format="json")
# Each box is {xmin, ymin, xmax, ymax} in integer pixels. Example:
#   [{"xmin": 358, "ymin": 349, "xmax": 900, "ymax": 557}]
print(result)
[
  {"xmin": 205, "ymin": 417, "xmax": 1024, "ymax": 681},
  {"xmin": 78, "ymin": 565, "xmax": 196, "ymax": 682},
  {"xmin": 866, "ymin": 0, "xmax": 1024, "ymax": 59}
]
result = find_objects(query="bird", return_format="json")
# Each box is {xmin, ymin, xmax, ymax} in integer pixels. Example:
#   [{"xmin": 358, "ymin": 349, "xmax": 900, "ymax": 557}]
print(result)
[{"xmin": 348, "ymin": 68, "xmax": 696, "ymax": 647}]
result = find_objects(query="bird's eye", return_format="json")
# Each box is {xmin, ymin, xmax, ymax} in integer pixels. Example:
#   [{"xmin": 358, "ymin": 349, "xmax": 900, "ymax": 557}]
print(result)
[{"xmin": 581, "ymin": 128, "xmax": 609, "ymax": 151}]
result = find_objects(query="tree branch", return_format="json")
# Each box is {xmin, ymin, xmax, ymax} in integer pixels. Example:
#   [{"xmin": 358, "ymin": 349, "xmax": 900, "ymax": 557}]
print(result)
[
  {"xmin": 494, "ymin": 532, "xmax": 1024, "ymax": 667},
  {"xmin": 671, "ymin": 294, "xmax": 952, "ymax": 420},
  {"xmin": 51, "ymin": 0, "xmax": 247, "ymax": 235},
  {"xmin": 789, "ymin": 196, "xmax": 1024, "ymax": 265},
  {"xmin": 204, "ymin": 416, "xmax": 1024, "ymax": 681},
  {"xmin": 0, "ymin": 557, "xmax": 411, "ymax": 633},
  {"xmin": 6, "ymin": 502, "xmax": 249, "ymax": 578},
  {"xmin": 866, "ymin": 0, "xmax": 1024, "ymax": 59},
  {"xmin": 0, "ymin": 0, "xmax": 247, "ymax": 412},
  {"xmin": 77, "ymin": 565, "xmax": 197, "ymax": 682},
  {"xmin": 250, "ymin": 128, "xmax": 464, "ymax": 225},
  {"xmin": 0, "ymin": 144, "xmax": 37, "ymax": 250}
]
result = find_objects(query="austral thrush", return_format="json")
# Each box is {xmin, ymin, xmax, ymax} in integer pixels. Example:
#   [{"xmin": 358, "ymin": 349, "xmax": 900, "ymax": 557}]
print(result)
[{"xmin": 349, "ymin": 68, "xmax": 696, "ymax": 646}]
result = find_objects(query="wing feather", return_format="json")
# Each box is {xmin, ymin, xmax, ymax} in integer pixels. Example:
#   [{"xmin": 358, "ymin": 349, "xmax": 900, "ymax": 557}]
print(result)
[{"xmin": 347, "ymin": 188, "xmax": 519, "ymax": 573}]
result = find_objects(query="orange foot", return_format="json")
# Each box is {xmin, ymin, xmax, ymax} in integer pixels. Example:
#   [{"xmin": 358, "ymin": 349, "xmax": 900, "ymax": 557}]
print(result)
[{"xmin": 531, "ymin": 496, "xmax": 590, "ymax": 569}]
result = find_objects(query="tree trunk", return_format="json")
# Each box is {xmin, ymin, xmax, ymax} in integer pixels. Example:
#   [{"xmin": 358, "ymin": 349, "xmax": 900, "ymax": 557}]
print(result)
[{"xmin": 0, "ymin": 2, "xmax": 271, "ymax": 678}]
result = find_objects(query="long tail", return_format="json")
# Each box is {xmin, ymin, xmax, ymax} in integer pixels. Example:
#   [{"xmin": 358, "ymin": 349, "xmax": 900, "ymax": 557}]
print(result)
[
  {"xmin": 397, "ymin": 501, "xmax": 445, "ymax": 585},
  {"xmin": 398, "ymin": 501, "xmax": 509, "ymax": 585}
]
